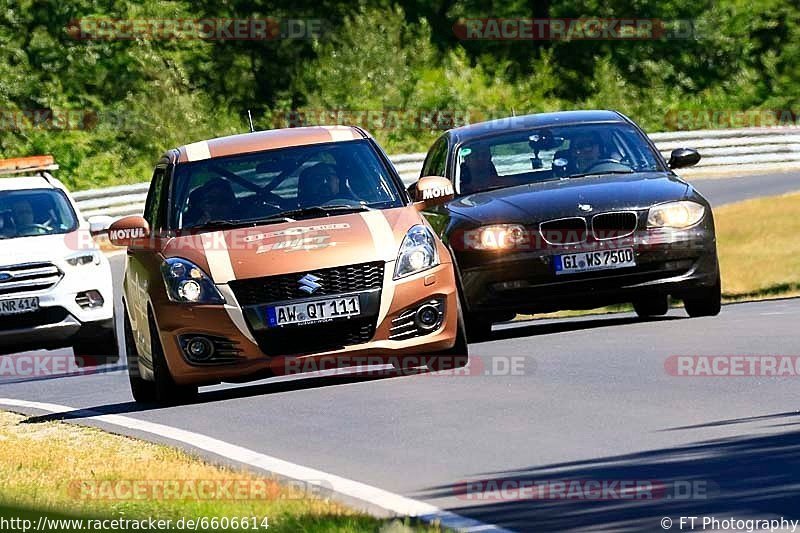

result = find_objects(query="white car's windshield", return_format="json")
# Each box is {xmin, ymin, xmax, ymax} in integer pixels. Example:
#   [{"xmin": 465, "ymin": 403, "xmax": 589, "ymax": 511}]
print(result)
[
  {"xmin": 0, "ymin": 189, "xmax": 78, "ymax": 239},
  {"xmin": 456, "ymin": 123, "xmax": 664, "ymax": 195}
]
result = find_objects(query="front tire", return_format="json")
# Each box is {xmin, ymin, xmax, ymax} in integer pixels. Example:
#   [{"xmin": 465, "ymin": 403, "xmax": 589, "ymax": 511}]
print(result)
[
  {"xmin": 427, "ymin": 302, "xmax": 469, "ymax": 371},
  {"xmin": 125, "ymin": 311, "xmax": 157, "ymax": 403},
  {"xmin": 684, "ymin": 275, "xmax": 722, "ymax": 317},
  {"xmin": 73, "ymin": 324, "xmax": 119, "ymax": 367},
  {"xmin": 633, "ymin": 295, "xmax": 670, "ymax": 318},
  {"xmin": 465, "ymin": 312, "xmax": 493, "ymax": 342}
]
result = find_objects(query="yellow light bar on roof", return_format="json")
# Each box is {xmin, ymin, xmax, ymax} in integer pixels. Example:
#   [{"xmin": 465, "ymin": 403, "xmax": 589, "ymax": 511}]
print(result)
[{"xmin": 0, "ymin": 155, "xmax": 56, "ymax": 174}]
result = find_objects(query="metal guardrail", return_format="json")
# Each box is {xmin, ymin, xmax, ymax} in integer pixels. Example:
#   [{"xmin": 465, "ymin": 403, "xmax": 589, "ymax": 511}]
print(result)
[{"xmin": 74, "ymin": 127, "xmax": 800, "ymax": 218}]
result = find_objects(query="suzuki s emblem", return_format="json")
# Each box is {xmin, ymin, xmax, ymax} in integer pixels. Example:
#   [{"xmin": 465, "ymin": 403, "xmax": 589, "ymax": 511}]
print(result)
[
  {"xmin": 0, "ymin": 272, "xmax": 13, "ymax": 282},
  {"xmin": 578, "ymin": 203, "xmax": 593, "ymax": 212},
  {"xmin": 298, "ymin": 274, "xmax": 322, "ymax": 294}
]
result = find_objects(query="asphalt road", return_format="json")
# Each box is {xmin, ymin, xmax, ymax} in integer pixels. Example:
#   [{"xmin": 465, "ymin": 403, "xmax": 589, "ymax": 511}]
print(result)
[{"xmin": 2, "ymin": 172, "xmax": 800, "ymax": 532}]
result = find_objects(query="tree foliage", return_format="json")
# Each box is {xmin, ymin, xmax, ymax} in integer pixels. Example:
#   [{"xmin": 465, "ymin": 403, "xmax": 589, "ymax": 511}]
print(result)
[{"xmin": 0, "ymin": 0, "xmax": 798, "ymax": 189}]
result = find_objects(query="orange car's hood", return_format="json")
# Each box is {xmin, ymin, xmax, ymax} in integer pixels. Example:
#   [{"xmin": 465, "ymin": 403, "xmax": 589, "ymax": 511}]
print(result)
[{"xmin": 161, "ymin": 208, "xmax": 422, "ymax": 283}]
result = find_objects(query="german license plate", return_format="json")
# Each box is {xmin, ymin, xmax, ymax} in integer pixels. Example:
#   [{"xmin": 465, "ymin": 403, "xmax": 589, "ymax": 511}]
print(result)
[
  {"xmin": 0, "ymin": 297, "xmax": 39, "ymax": 316},
  {"xmin": 266, "ymin": 296, "xmax": 361, "ymax": 327},
  {"xmin": 554, "ymin": 248, "xmax": 636, "ymax": 275}
]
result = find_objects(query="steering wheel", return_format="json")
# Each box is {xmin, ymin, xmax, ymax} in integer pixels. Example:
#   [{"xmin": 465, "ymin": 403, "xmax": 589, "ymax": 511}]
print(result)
[
  {"xmin": 253, "ymin": 189, "xmax": 289, "ymax": 211},
  {"xmin": 583, "ymin": 159, "xmax": 632, "ymax": 173},
  {"xmin": 17, "ymin": 224, "xmax": 51, "ymax": 234}
]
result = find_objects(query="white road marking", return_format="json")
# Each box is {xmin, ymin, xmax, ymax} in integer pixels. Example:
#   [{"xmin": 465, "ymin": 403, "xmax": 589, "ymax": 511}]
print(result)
[{"xmin": 0, "ymin": 398, "xmax": 512, "ymax": 533}]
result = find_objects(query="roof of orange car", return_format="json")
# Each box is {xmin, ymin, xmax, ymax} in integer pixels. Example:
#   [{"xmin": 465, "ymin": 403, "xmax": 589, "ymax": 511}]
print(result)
[{"xmin": 174, "ymin": 125, "xmax": 370, "ymax": 163}]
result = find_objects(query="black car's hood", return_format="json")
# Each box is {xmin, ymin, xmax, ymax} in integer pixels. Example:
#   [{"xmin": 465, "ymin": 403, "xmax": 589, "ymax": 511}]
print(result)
[{"xmin": 447, "ymin": 172, "xmax": 693, "ymax": 223}]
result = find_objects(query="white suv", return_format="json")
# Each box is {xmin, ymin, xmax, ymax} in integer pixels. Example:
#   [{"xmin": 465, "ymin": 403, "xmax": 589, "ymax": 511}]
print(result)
[{"xmin": 0, "ymin": 156, "xmax": 117, "ymax": 365}]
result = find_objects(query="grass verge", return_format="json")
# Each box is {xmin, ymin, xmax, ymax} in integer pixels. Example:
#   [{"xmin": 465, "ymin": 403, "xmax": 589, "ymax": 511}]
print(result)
[{"xmin": 0, "ymin": 411, "xmax": 440, "ymax": 532}]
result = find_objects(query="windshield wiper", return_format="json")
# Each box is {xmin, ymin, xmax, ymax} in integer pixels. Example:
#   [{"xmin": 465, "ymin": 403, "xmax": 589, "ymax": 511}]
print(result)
[
  {"xmin": 188, "ymin": 216, "xmax": 295, "ymax": 231},
  {"xmin": 276, "ymin": 204, "xmax": 374, "ymax": 219},
  {"xmin": 564, "ymin": 169, "xmax": 636, "ymax": 180}
]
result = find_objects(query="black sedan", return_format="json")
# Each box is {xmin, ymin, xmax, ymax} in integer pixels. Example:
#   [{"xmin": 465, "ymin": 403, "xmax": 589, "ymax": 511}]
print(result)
[{"xmin": 416, "ymin": 110, "xmax": 720, "ymax": 340}]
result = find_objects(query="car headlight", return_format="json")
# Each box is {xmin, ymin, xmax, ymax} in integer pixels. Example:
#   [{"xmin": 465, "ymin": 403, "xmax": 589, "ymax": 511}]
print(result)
[
  {"xmin": 647, "ymin": 201, "xmax": 706, "ymax": 229},
  {"xmin": 65, "ymin": 251, "xmax": 101, "ymax": 266},
  {"xmin": 394, "ymin": 225, "xmax": 439, "ymax": 279},
  {"xmin": 160, "ymin": 258, "xmax": 225, "ymax": 304},
  {"xmin": 469, "ymin": 224, "xmax": 529, "ymax": 250}
]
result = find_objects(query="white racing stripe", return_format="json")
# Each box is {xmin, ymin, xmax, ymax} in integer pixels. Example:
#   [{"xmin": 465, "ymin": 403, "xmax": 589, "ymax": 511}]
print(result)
[
  {"xmin": 360, "ymin": 212, "xmax": 398, "ymax": 325},
  {"xmin": 322, "ymin": 125, "xmax": 358, "ymax": 142},
  {"xmin": 0, "ymin": 398, "xmax": 512, "ymax": 533},
  {"xmin": 184, "ymin": 141, "xmax": 211, "ymax": 162}
]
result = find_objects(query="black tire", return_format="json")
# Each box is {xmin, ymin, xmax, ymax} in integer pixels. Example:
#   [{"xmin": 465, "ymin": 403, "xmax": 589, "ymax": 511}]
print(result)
[
  {"xmin": 148, "ymin": 313, "xmax": 198, "ymax": 405},
  {"xmin": 125, "ymin": 310, "xmax": 157, "ymax": 403},
  {"xmin": 73, "ymin": 324, "xmax": 120, "ymax": 367},
  {"xmin": 427, "ymin": 302, "xmax": 469, "ymax": 372},
  {"xmin": 684, "ymin": 275, "xmax": 722, "ymax": 317},
  {"xmin": 465, "ymin": 312, "xmax": 493, "ymax": 342},
  {"xmin": 633, "ymin": 295, "xmax": 670, "ymax": 318}
]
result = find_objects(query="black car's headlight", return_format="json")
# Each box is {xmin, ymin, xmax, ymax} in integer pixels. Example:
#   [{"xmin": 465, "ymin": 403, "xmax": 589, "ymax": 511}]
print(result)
[
  {"xmin": 394, "ymin": 225, "xmax": 439, "ymax": 279},
  {"xmin": 469, "ymin": 224, "xmax": 529, "ymax": 250},
  {"xmin": 647, "ymin": 201, "xmax": 705, "ymax": 229},
  {"xmin": 161, "ymin": 258, "xmax": 225, "ymax": 304}
]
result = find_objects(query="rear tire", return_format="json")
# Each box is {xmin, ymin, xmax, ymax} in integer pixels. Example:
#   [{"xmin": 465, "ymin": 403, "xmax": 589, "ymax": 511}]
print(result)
[
  {"xmin": 684, "ymin": 275, "xmax": 722, "ymax": 317},
  {"xmin": 73, "ymin": 324, "xmax": 119, "ymax": 367},
  {"xmin": 428, "ymin": 302, "xmax": 469, "ymax": 371},
  {"xmin": 148, "ymin": 314, "xmax": 198, "ymax": 405},
  {"xmin": 633, "ymin": 295, "xmax": 670, "ymax": 318},
  {"xmin": 125, "ymin": 311, "xmax": 156, "ymax": 403}
]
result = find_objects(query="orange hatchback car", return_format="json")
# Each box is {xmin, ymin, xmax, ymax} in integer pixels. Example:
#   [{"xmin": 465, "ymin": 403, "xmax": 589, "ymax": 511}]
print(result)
[{"xmin": 109, "ymin": 126, "xmax": 467, "ymax": 404}]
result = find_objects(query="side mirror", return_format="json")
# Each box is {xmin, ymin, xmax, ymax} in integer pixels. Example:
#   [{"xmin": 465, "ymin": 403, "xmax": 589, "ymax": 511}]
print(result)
[
  {"xmin": 413, "ymin": 176, "xmax": 455, "ymax": 209},
  {"xmin": 108, "ymin": 216, "xmax": 150, "ymax": 247},
  {"xmin": 668, "ymin": 148, "xmax": 701, "ymax": 169},
  {"xmin": 87, "ymin": 215, "xmax": 114, "ymax": 237}
]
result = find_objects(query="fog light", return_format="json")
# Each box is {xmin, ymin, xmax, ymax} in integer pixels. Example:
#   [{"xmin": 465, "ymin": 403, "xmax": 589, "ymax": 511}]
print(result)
[
  {"xmin": 185, "ymin": 337, "xmax": 214, "ymax": 361},
  {"xmin": 415, "ymin": 304, "xmax": 441, "ymax": 330}
]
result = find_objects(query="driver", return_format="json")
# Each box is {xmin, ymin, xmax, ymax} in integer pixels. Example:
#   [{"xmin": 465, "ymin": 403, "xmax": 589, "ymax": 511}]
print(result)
[
  {"xmin": 461, "ymin": 145, "xmax": 501, "ymax": 193},
  {"xmin": 185, "ymin": 179, "xmax": 236, "ymax": 227},
  {"xmin": 569, "ymin": 133, "xmax": 603, "ymax": 173},
  {"xmin": 11, "ymin": 200, "xmax": 36, "ymax": 227},
  {"xmin": 298, "ymin": 163, "xmax": 353, "ymax": 207}
]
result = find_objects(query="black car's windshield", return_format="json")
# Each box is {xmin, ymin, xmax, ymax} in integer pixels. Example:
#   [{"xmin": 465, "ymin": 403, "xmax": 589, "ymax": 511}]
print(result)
[
  {"xmin": 0, "ymin": 189, "xmax": 78, "ymax": 239},
  {"xmin": 455, "ymin": 123, "xmax": 664, "ymax": 195},
  {"xmin": 171, "ymin": 139, "xmax": 403, "ymax": 230}
]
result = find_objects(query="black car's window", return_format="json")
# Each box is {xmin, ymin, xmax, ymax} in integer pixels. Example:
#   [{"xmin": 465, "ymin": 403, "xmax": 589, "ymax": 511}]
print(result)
[
  {"xmin": 455, "ymin": 123, "xmax": 663, "ymax": 195},
  {"xmin": 422, "ymin": 135, "xmax": 448, "ymax": 178},
  {"xmin": 170, "ymin": 139, "xmax": 403, "ymax": 230},
  {"xmin": 0, "ymin": 189, "xmax": 78, "ymax": 239}
]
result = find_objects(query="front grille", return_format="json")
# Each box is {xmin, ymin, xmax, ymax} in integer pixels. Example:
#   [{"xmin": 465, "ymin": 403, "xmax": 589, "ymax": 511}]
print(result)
[
  {"xmin": 252, "ymin": 318, "xmax": 376, "ymax": 356},
  {"xmin": 0, "ymin": 307, "xmax": 69, "ymax": 331},
  {"xmin": 539, "ymin": 218, "xmax": 587, "ymax": 245},
  {"xmin": 229, "ymin": 262, "xmax": 384, "ymax": 306},
  {"xmin": 0, "ymin": 262, "xmax": 62, "ymax": 296},
  {"xmin": 592, "ymin": 212, "xmax": 638, "ymax": 240}
]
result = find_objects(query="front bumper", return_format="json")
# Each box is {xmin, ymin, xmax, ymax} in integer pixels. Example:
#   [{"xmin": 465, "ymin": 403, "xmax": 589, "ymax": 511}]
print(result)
[
  {"xmin": 151, "ymin": 262, "xmax": 459, "ymax": 386},
  {"xmin": 456, "ymin": 224, "xmax": 719, "ymax": 315}
]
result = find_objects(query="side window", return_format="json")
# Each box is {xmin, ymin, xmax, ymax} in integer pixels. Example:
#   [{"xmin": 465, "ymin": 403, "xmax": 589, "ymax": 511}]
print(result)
[
  {"xmin": 421, "ymin": 136, "xmax": 448, "ymax": 178},
  {"xmin": 143, "ymin": 167, "xmax": 167, "ymax": 229}
]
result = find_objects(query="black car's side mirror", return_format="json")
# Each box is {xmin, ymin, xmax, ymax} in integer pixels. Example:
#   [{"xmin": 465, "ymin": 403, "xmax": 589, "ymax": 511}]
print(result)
[{"xmin": 668, "ymin": 148, "xmax": 701, "ymax": 169}]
